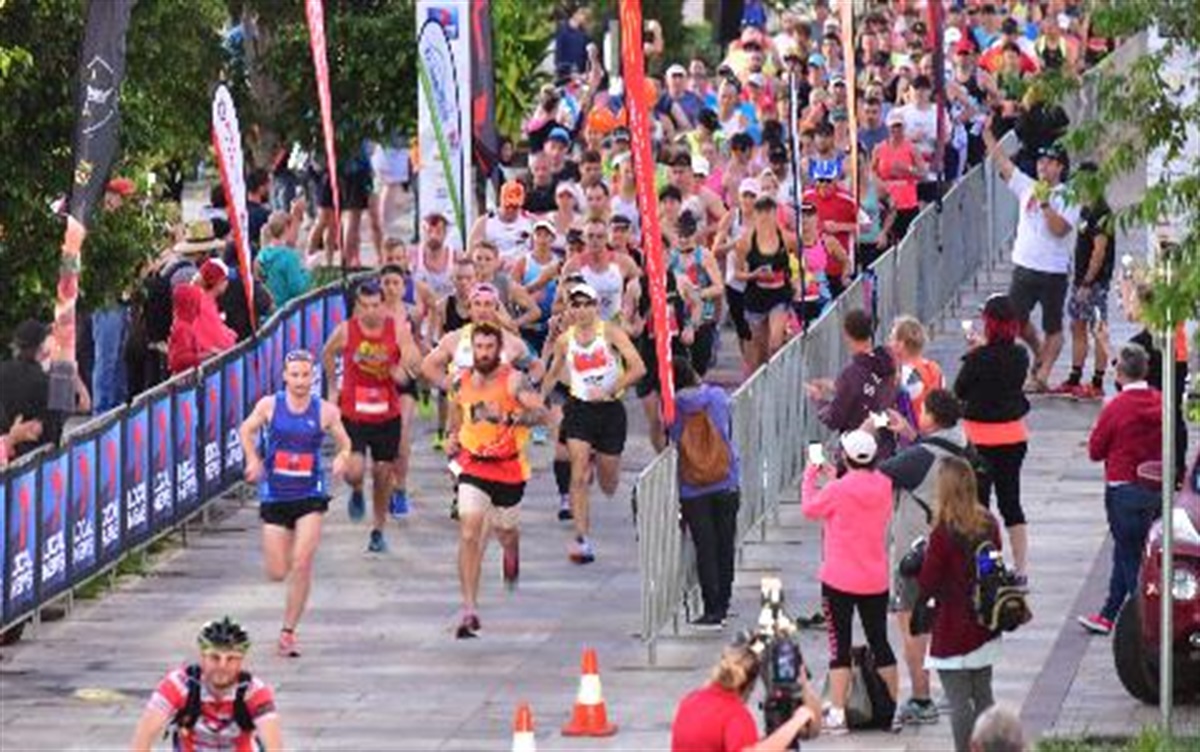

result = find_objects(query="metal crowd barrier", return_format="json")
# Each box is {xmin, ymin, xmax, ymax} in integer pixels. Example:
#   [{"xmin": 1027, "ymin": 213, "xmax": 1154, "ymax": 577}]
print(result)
[{"xmin": 0, "ymin": 280, "xmax": 352, "ymax": 633}]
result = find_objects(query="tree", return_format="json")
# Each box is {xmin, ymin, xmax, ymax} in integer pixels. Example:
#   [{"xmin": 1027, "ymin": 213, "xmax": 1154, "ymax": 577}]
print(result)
[
  {"xmin": 492, "ymin": 0, "xmax": 553, "ymax": 143},
  {"xmin": 1060, "ymin": 1, "xmax": 1199, "ymax": 332},
  {"xmin": 0, "ymin": 0, "xmax": 226, "ymax": 343}
]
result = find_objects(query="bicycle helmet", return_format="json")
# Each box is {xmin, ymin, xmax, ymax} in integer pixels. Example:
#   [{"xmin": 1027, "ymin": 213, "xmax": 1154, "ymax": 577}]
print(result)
[{"xmin": 197, "ymin": 616, "xmax": 251, "ymax": 653}]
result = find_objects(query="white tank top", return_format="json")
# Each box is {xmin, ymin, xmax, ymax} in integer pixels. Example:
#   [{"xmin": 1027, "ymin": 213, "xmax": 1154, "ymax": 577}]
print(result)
[
  {"xmin": 485, "ymin": 211, "xmax": 532, "ymax": 264},
  {"xmin": 451, "ymin": 323, "xmax": 513, "ymax": 372},
  {"xmin": 580, "ymin": 261, "xmax": 625, "ymax": 322},
  {"xmin": 724, "ymin": 208, "xmax": 746, "ymax": 291},
  {"xmin": 566, "ymin": 326, "xmax": 621, "ymax": 400},
  {"xmin": 414, "ymin": 247, "xmax": 454, "ymax": 299}
]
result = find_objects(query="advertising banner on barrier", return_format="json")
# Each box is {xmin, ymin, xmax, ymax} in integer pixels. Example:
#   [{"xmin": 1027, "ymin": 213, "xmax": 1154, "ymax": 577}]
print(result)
[
  {"xmin": 417, "ymin": 0, "xmax": 472, "ymax": 250},
  {"xmin": 149, "ymin": 393, "xmax": 175, "ymax": 529},
  {"xmin": 40, "ymin": 452, "xmax": 69, "ymax": 600},
  {"xmin": 202, "ymin": 369, "xmax": 224, "ymax": 498},
  {"xmin": 247, "ymin": 346, "xmax": 265, "ymax": 408},
  {"xmin": 325, "ymin": 292, "xmax": 346, "ymax": 397},
  {"xmin": 285, "ymin": 309, "xmax": 303, "ymax": 365},
  {"xmin": 174, "ymin": 386, "xmax": 200, "ymax": 514},
  {"xmin": 265, "ymin": 321, "xmax": 282, "ymax": 395},
  {"xmin": 70, "ymin": 438, "xmax": 98, "ymax": 581},
  {"xmin": 124, "ymin": 404, "xmax": 150, "ymax": 542},
  {"xmin": 223, "ymin": 354, "xmax": 247, "ymax": 484},
  {"xmin": 98, "ymin": 420, "xmax": 122, "ymax": 563},
  {"xmin": 7, "ymin": 466, "xmax": 38, "ymax": 621},
  {"xmin": 304, "ymin": 296, "xmax": 326, "ymax": 397}
]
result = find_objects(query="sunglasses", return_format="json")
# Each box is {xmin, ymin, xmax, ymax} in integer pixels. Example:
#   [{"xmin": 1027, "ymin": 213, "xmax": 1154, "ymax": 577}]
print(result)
[{"xmin": 570, "ymin": 299, "xmax": 597, "ymax": 308}]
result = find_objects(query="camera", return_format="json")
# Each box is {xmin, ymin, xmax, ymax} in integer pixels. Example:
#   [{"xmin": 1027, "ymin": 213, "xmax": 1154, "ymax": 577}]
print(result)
[
  {"xmin": 898, "ymin": 536, "xmax": 927, "ymax": 578},
  {"xmin": 752, "ymin": 578, "xmax": 807, "ymax": 750}
]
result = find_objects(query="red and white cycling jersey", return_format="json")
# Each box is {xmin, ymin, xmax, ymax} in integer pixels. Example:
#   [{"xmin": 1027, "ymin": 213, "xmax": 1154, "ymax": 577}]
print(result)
[{"xmin": 147, "ymin": 665, "xmax": 276, "ymax": 752}]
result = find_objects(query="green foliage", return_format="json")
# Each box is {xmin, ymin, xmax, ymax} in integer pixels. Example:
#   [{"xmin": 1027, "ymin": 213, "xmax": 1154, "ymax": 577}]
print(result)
[
  {"xmin": 492, "ymin": 0, "xmax": 553, "ymax": 144},
  {"xmin": 0, "ymin": 0, "xmax": 225, "ymax": 343},
  {"xmin": 83, "ymin": 194, "xmax": 178, "ymax": 310},
  {"xmin": 1060, "ymin": 1, "xmax": 1200, "ymax": 331},
  {"xmin": 1036, "ymin": 727, "xmax": 1199, "ymax": 751},
  {"xmin": 248, "ymin": 0, "xmax": 417, "ymax": 154}
]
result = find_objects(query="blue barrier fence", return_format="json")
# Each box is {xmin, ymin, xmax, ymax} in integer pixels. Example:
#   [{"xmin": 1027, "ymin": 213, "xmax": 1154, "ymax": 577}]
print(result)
[{"xmin": 0, "ymin": 280, "xmax": 350, "ymax": 631}]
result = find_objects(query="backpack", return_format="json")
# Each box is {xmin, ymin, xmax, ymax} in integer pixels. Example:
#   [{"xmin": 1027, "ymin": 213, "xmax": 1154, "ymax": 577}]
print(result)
[
  {"xmin": 923, "ymin": 436, "xmax": 991, "ymax": 502},
  {"xmin": 678, "ymin": 408, "xmax": 731, "ymax": 487},
  {"xmin": 964, "ymin": 536, "xmax": 1032, "ymax": 633},
  {"xmin": 171, "ymin": 664, "xmax": 256, "ymax": 741}
]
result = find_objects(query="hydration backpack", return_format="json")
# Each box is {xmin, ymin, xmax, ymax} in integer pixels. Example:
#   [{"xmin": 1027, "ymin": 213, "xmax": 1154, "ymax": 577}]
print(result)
[
  {"xmin": 965, "ymin": 538, "xmax": 1032, "ymax": 633},
  {"xmin": 678, "ymin": 409, "xmax": 731, "ymax": 487},
  {"xmin": 171, "ymin": 664, "xmax": 256, "ymax": 741}
]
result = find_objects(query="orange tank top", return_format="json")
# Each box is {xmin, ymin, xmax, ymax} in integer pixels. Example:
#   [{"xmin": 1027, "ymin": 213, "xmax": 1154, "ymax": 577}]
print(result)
[
  {"xmin": 875, "ymin": 140, "xmax": 919, "ymax": 210},
  {"xmin": 455, "ymin": 365, "xmax": 529, "ymax": 484}
]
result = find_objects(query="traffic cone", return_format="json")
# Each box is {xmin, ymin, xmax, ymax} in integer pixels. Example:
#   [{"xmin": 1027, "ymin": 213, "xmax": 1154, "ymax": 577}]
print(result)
[
  {"xmin": 511, "ymin": 702, "xmax": 536, "ymax": 752},
  {"xmin": 561, "ymin": 648, "xmax": 618, "ymax": 737}
]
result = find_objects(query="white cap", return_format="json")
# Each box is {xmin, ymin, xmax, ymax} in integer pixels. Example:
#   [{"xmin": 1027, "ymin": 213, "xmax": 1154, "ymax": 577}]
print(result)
[
  {"xmin": 886, "ymin": 109, "xmax": 906, "ymax": 126},
  {"xmin": 569, "ymin": 282, "xmax": 599, "ymax": 301},
  {"xmin": 666, "ymin": 63, "xmax": 687, "ymax": 77},
  {"xmin": 692, "ymin": 155, "xmax": 711, "ymax": 177},
  {"xmin": 738, "ymin": 177, "xmax": 761, "ymax": 197},
  {"xmin": 748, "ymin": 72, "xmax": 765, "ymax": 87},
  {"xmin": 945, "ymin": 27, "xmax": 963, "ymax": 46},
  {"xmin": 533, "ymin": 219, "xmax": 555, "ymax": 234},
  {"xmin": 840, "ymin": 430, "xmax": 878, "ymax": 465},
  {"xmin": 824, "ymin": 18, "xmax": 841, "ymax": 32}
]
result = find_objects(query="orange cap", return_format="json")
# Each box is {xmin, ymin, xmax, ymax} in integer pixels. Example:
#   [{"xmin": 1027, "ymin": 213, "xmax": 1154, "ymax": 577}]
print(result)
[{"xmin": 500, "ymin": 180, "xmax": 525, "ymax": 206}]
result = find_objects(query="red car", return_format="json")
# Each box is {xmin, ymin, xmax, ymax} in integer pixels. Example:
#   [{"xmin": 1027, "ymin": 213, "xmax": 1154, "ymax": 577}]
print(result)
[{"xmin": 1113, "ymin": 453, "xmax": 1200, "ymax": 703}]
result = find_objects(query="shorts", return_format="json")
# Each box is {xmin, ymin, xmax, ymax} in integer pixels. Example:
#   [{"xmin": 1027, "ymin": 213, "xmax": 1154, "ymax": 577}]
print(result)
[
  {"xmin": 635, "ymin": 338, "xmax": 689, "ymax": 398},
  {"xmin": 345, "ymin": 416, "xmax": 403, "ymax": 462},
  {"xmin": 398, "ymin": 380, "xmax": 419, "ymax": 398},
  {"xmin": 260, "ymin": 497, "xmax": 330, "ymax": 529},
  {"xmin": 1008, "ymin": 265, "xmax": 1068, "ymax": 336},
  {"xmin": 724, "ymin": 285, "xmax": 752, "ymax": 341},
  {"xmin": 521, "ymin": 327, "xmax": 549, "ymax": 360},
  {"xmin": 1066, "ymin": 282, "xmax": 1110, "ymax": 323},
  {"xmin": 889, "ymin": 571, "xmax": 921, "ymax": 613},
  {"xmin": 547, "ymin": 382, "xmax": 570, "ymax": 407},
  {"xmin": 458, "ymin": 474, "xmax": 525, "ymax": 530},
  {"xmin": 562, "ymin": 398, "xmax": 627, "ymax": 455},
  {"xmin": 743, "ymin": 295, "xmax": 790, "ymax": 327},
  {"xmin": 341, "ymin": 170, "xmax": 373, "ymax": 210}
]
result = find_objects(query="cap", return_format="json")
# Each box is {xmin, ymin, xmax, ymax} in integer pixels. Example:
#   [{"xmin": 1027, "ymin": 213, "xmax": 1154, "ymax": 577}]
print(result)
[
  {"xmin": 945, "ymin": 27, "xmax": 963, "ymax": 47},
  {"xmin": 106, "ymin": 177, "xmax": 135, "ymax": 197},
  {"xmin": 199, "ymin": 259, "xmax": 228, "ymax": 288},
  {"xmin": 533, "ymin": 219, "xmax": 555, "ymax": 234},
  {"xmin": 569, "ymin": 282, "xmax": 599, "ymax": 301},
  {"xmin": 824, "ymin": 17, "xmax": 841, "ymax": 32},
  {"xmin": 1001, "ymin": 17, "xmax": 1020, "ymax": 35},
  {"xmin": 609, "ymin": 213, "xmax": 632, "ymax": 228},
  {"xmin": 500, "ymin": 180, "xmax": 526, "ymax": 206},
  {"xmin": 840, "ymin": 430, "xmax": 878, "ymax": 464},
  {"xmin": 738, "ymin": 177, "xmax": 760, "ymax": 197},
  {"xmin": 747, "ymin": 72, "xmax": 765, "ymax": 88},
  {"xmin": 886, "ymin": 109, "xmax": 906, "ymax": 126},
  {"xmin": 1039, "ymin": 144, "xmax": 1069, "ymax": 167},
  {"xmin": 677, "ymin": 211, "xmax": 699, "ymax": 236},
  {"xmin": 954, "ymin": 39, "xmax": 977, "ymax": 55},
  {"xmin": 469, "ymin": 283, "xmax": 501, "ymax": 302},
  {"xmin": 548, "ymin": 126, "xmax": 571, "ymax": 144},
  {"xmin": 13, "ymin": 319, "xmax": 50, "ymax": 351},
  {"xmin": 692, "ymin": 155, "xmax": 711, "ymax": 177},
  {"xmin": 175, "ymin": 220, "xmax": 225, "ymax": 255},
  {"xmin": 666, "ymin": 63, "xmax": 687, "ymax": 77},
  {"xmin": 811, "ymin": 160, "xmax": 843, "ymax": 182},
  {"xmin": 830, "ymin": 75, "xmax": 846, "ymax": 87},
  {"xmin": 808, "ymin": 52, "xmax": 826, "ymax": 68},
  {"xmin": 611, "ymin": 126, "xmax": 631, "ymax": 142}
]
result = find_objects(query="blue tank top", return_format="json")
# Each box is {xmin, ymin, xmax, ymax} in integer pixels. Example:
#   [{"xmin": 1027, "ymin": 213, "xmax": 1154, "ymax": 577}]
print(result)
[
  {"xmin": 521, "ymin": 252, "xmax": 559, "ymax": 328},
  {"xmin": 261, "ymin": 392, "xmax": 326, "ymax": 504}
]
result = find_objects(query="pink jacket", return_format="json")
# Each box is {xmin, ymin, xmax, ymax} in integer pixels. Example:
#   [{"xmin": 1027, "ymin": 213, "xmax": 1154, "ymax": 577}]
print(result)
[{"xmin": 801, "ymin": 464, "xmax": 894, "ymax": 595}]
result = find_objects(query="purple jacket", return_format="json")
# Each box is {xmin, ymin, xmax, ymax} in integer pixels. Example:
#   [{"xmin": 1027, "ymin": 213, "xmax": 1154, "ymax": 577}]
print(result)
[
  {"xmin": 670, "ymin": 384, "xmax": 740, "ymax": 499},
  {"xmin": 818, "ymin": 346, "xmax": 899, "ymax": 459}
]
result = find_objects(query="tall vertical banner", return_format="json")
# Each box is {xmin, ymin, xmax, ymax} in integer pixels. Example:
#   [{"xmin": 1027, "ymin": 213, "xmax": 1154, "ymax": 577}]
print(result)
[
  {"xmin": 927, "ymin": 0, "xmax": 947, "ymax": 202},
  {"xmin": 788, "ymin": 73, "xmax": 809, "ymax": 335},
  {"xmin": 470, "ymin": 0, "xmax": 500, "ymax": 191},
  {"xmin": 211, "ymin": 84, "xmax": 257, "ymax": 330},
  {"xmin": 54, "ymin": 0, "xmax": 135, "ymax": 366},
  {"xmin": 620, "ymin": 0, "xmax": 675, "ymax": 423},
  {"xmin": 840, "ymin": 0, "xmax": 859, "ymax": 201},
  {"xmin": 305, "ymin": 0, "xmax": 342, "ymax": 262},
  {"xmin": 417, "ymin": 0, "xmax": 473, "ymax": 251}
]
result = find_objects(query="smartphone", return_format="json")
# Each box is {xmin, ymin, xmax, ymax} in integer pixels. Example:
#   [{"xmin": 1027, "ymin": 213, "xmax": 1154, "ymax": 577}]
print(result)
[
  {"xmin": 961, "ymin": 319, "xmax": 974, "ymax": 335},
  {"xmin": 807, "ymin": 442, "xmax": 825, "ymax": 466},
  {"xmin": 872, "ymin": 412, "xmax": 890, "ymax": 429}
]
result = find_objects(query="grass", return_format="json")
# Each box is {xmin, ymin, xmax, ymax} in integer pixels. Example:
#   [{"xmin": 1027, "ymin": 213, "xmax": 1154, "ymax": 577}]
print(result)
[
  {"xmin": 72, "ymin": 532, "xmax": 182, "ymax": 600},
  {"xmin": 1038, "ymin": 727, "xmax": 1200, "ymax": 751}
]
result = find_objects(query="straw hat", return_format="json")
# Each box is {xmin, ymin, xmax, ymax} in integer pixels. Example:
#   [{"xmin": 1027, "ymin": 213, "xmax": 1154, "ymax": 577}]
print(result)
[{"xmin": 174, "ymin": 220, "xmax": 225, "ymax": 255}]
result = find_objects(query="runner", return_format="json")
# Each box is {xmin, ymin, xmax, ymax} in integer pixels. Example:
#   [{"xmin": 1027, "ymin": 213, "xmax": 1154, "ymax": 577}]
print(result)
[
  {"xmin": 431, "ymin": 258, "xmax": 480, "ymax": 450},
  {"xmin": 560, "ymin": 216, "xmax": 641, "ymax": 325},
  {"xmin": 668, "ymin": 211, "xmax": 724, "ymax": 376},
  {"xmin": 380, "ymin": 263, "xmax": 425, "ymax": 518},
  {"xmin": 320, "ymin": 278, "xmax": 421, "ymax": 553},
  {"xmin": 712, "ymin": 178, "xmax": 759, "ymax": 365},
  {"xmin": 735, "ymin": 193, "xmax": 797, "ymax": 369},
  {"xmin": 445, "ymin": 323, "xmax": 547, "ymax": 638},
  {"xmin": 131, "ymin": 617, "xmax": 282, "ymax": 752},
  {"xmin": 238, "ymin": 349, "xmax": 351, "ymax": 656},
  {"xmin": 470, "ymin": 239, "xmax": 542, "ymax": 333},
  {"xmin": 542, "ymin": 281, "xmax": 646, "ymax": 564},
  {"xmin": 468, "ymin": 180, "xmax": 533, "ymax": 266}
]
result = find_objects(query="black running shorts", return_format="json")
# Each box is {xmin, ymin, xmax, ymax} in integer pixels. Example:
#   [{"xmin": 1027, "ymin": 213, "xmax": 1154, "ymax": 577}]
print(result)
[{"xmin": 561, "ymin": 398, "xmax": 627, "ymax": 456}]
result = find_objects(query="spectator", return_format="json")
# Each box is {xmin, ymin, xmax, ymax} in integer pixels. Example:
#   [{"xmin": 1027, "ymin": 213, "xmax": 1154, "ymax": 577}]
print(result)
[
  {"xmin": 878, "ymin": 388, "xmax": 971, "ymax": 726},
  {"xmin": 983, "ymin": 124, "xmax": 1079, "ymax": 394},
  {"xmin": 954, "ymin": 294, "xmax": 1031, "ymax": 575},
  {"xmin": 523, "ymin": 152, "xmax": 559, "ymax": 214},
  {"xmin": 917, "ymin": 456, "xmax": 1003, "ymax": 752},
  {"xmin": 1012, "ymin": 87, "xmax": 1070, "ymax": 179},
  {"xmin": 857, "ymin": 96, "xmax": 889, "ymax": 157},
  {"xmin": 1077, "ymin": 344, "xmax": 1162, "ymax": 635},
  {"xmin": 0, "ymin": 414, "xmax": 43, "ymax": 471},
  {"xmin": 801, "ymin": 429, "xmax": 898, "ymax": 734},
  {"xmin": 670, "ymin": 641, "xmax": 819, "ymax": 752},
  {"xmin": 889, "ymin": 315, "xmax": 945, "ymax": 422},
  {"xmin": 658, "ymin": 64, "xmax": 705, "ymax": 130},
  {"xmin": 807, "ymin": 308, "xmax": 900, "ymax": 461},
  {"xmin": 245, "ymin": 168, "xmax": 272, "ymax": 256},
  {"xmin": 1124, "ymin": 281, "xmax": 1189, "ymax": 482},
  {"xmin": 970, "ymin": 704, "xmax": 1026, "ymax": 752},
  {"xmin": 554, "ymin": 6, "xmax": 591, "ymax": 78},
  {"xmin": 668, "ymin": 358, "xmax": 740, "ymax": 629},
  {"xmin": 256, "ymin": 211, "xmax": 311, "ymax": 308},
  {"xmin": 0, "ymin": 320, "xmax": 64, "ymax": 458}
]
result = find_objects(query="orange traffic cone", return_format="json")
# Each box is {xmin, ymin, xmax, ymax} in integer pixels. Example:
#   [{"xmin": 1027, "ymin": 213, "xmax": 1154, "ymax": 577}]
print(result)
[
  {"xmin": 511, "ymin": 702, "xmax": 536, "ymax": 752},
  {"xmin": 561, "ymin": 648, "xmax": 618, "ymax": 737}
]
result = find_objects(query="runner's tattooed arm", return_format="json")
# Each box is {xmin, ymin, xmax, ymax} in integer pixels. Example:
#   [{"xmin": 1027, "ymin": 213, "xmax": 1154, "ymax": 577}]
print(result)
[{"xmin": 509, "ymin": 371, "xmax": 548, "ymax": 426}]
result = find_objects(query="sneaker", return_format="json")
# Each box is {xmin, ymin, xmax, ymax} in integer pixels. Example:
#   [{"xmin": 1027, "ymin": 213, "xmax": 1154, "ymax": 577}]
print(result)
[
  {"xmin": 1049, "ymin": 380, "xmax": 1081, "ymax": 397},
  {"xmin": 1077, "ymin": 613, "xmax": 1113, "ymax": 635},
  {"xmin": 432, "ymin": 432, "xmax": 446, "ymax": 452},
  {"xmin": 897, "ymin": 697, "xmax": 939, "ymax": 725},
  {"xmin": 456, "ymin": 612, "xmax": 481, "ymax": 639},
  {"xmin": 348, "ymin": 489, "xmax": 365, "ymax": 522},
  {"xmin": 503, "ymin": 541, "xmax": 520, "ymax": 589},
  {"xmin": 557, "ymin": 495, "xmax": 573, "ymax": 522},
  {"xmin": 277, "ymin": 629, "xmax": 301, "ymax": 658},
  {"xmin": 689, "ymin": 613, "xmax": 725, "ymax": 631},
  {"xmin": 532, "ymin": 425, "xmax": 549, "ymax": 445},
  {"xmin": 389, "ymin": 489, "xmax": 410, "ymax": 519},
  {"xmin": 449, "ymin": 496, "xmax": 459, "ymax": 521},
  {"xmin": 1075, "ymin": 383, "xmax": 1104, "ymax": 401},
  {"xmin": 1023, "ymin": 376, "xmax": 1050, "ymax": 394},
  {"xmin": 367, "ymin": 529, "xmax": 389, "ymax": 554},
  {"xmin": 569, "ymin": 536, "xmax": 595, "ymax": 565},
  {"xmin": 822, "ymin": 706, "xmax": 848, "ymax": 736}
]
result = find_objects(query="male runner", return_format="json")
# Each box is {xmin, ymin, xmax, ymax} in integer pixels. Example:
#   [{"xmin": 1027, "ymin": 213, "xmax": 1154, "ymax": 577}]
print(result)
[
  {"xmin": 560, "ymin": 216, "xmax": 642, "ymax": 326},
  {"xmin": 445, "ymin": 323, "xmax": 546, "ymax": 638},
  {"xmin": 131, "ymin": 617, "xmax": 282, "ymax": 752},
  {"xmin": 421, "ymin": 283, "xmax": 542, "ymax": 388},
  {"xmin": 321, "ymin": 279, "xmax": 421, "ymax": 553},
  {"xmin": 542, "ymin": 282, "xmax": 646, "ymax": 563},
  {"xmin": 432, "ymin": 258, "xmax": 480, "ymax": 450},
  {"xmin": 381, "ymin": 262, "xmax": 427, "ymax": 517},
  {"xmin": 239, "ymin": 350, "xmax": 351, "ymax": 656}
]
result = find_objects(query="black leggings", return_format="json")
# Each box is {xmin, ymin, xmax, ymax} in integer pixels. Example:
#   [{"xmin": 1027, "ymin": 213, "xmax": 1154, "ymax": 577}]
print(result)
[
  {"xmin": 681, "ymin": 490, "xmax": 740, "ymax": 618},
  {"xmin": 821, "ymin": 583, "xmax": 896, "ymax": 670},
  {"xmin": 977, "ymin": 441, "xmax": 1028, "ymax": 527}
]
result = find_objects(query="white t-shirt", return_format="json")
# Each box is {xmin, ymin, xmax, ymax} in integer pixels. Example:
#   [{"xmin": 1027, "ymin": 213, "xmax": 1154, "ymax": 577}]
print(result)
[{"xmin": 1007, "ymin": 171, "xmax": 1080, "ymax": 274}]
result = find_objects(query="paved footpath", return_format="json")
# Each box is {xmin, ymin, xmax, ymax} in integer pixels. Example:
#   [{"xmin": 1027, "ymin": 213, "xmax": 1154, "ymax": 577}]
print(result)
[{"xmin": 3, "ymin": 260, "xmax": 1198, "ymax": 748}]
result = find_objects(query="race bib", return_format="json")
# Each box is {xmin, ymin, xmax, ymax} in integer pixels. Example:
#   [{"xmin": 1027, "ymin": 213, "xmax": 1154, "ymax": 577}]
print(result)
[
  {"xmin": 354, "ymin": 386, "xmax": 389, "ymax": 415},
  {"xmin": 273, "ymin": 450, "xmax": 315, "ymax": 478}
]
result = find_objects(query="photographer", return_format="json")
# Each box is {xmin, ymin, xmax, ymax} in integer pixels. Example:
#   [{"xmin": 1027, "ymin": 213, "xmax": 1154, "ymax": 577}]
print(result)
[{"xmin": 671, "ymin": 642, "xmax": 819, "ymax": 751}]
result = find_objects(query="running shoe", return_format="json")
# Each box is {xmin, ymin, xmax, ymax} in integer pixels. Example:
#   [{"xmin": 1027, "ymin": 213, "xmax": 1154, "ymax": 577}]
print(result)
[
  {"xmin": 348, "ymin": 489, "xmax": 365, "ymax": 522},
  {"xmin": 389, "ymin": 489, "xmax": 410, "ymax": 518},
  {"xmin": 569, "ymin": 536, "xmax": 595, "ymax": 565},
  {"xmin": 689, "ymin": 613, "xmax": 725, "ymax": 631},
  {"xmin": 1077, "ymin": 613, "xmax": 1113, "ymax": 635},
  {"xmin": 1049, "ymin": 380, "xmax": 1081, "ymax": 397},
  {"xmin": 456, "ymin": 611, "xmax": 481, "ymax": 639},
  {"xmin": 277, "ymin": 629, "xmax": 301, "ymax": 658},
  {"xmin": 417, "ymin": 393, "xmax": 435, "ymax": 421},
  {"xmin": 367, "ymin": 529, "xmax": 389, "ymax": 554},
  {"xmin": 1074, "ymin": 383, "xmax": 1104, "ymax": 401},
  {"xmin": 822, "ymin": 706, "xmax": 848, "ymax": 736},
  {"xmin": 897, "ymin": 697, "xmax": 939, "ymax": 725},
  {"xmin": 1024, "ymin": 376, "xmax": 1051, "ymax": 394},
  {"xmin": 557, "ymin": 495, "xmax": 573, "ymax": 522},
  {"xmin": 432, "ymin": 431, "xmax": 446, "ymax": 452},
  {"xmin": 503, "ymin": 541, "xmax": 520, "ymax": 589},
  {"xmin": 449, "ymin": 495, "xmax": 459, "ymax": 521}
]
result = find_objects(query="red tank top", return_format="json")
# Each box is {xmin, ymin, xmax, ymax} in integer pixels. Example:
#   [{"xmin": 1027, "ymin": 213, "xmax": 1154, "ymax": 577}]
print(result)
[{"xmin": 340, "ymin": 317, "xmax": 402, "ymax": 423}]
